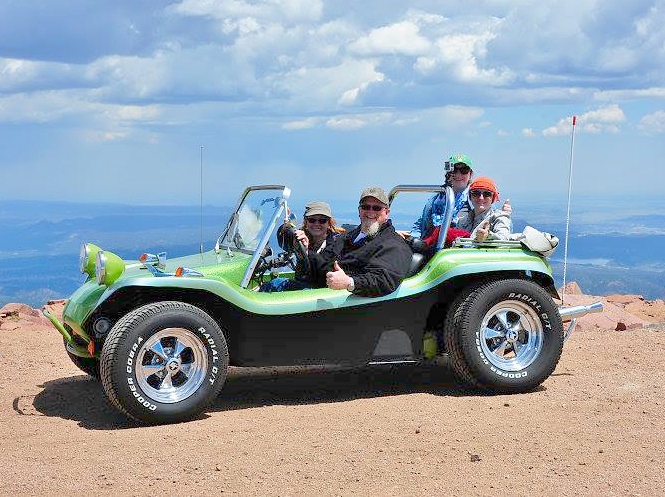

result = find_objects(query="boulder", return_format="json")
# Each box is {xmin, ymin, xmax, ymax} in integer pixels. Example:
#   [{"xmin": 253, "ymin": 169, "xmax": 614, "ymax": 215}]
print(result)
[
  {"xmin": 0, "ymin": 303, "xmax": 40, "ymax": 318},
  {"xmin": 559, "ymin": 281, "xmax": 582, "ymax": 296},
  {"xmin": 556, "ymin": 293, "xmax": 648, "ymax": 332},
  {"xmin": 605, "ymin": 294, "xmax": 644, "ymax": 305}
]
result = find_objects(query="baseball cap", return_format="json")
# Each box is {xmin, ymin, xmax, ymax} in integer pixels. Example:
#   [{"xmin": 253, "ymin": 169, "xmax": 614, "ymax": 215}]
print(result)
[
  {"xmin": 303, "ymin": 201, "xmax": 332, "ymax": 218},
  {"xmin": 448, "ymin": 153, "xmax": 474, "ymax": 169},
  {"xmin": 469, "ymin": 176, "xmax": 500, "ymax": 201},
  {"xmin": 359, "ymin": 186, "xmax": 389, "ymax": 206}
]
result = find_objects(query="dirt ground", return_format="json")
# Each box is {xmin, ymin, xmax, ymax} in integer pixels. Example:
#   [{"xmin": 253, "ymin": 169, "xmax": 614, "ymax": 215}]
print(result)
[{"xmin": 1, "ymin": 305, "xmax": 664, "ymax": 496}]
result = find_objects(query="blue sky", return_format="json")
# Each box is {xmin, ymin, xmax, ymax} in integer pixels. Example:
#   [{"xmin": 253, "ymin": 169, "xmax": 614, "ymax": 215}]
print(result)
[{"xmin": 2, "ymin": 0, "xmax": 664, "ymax": 208}]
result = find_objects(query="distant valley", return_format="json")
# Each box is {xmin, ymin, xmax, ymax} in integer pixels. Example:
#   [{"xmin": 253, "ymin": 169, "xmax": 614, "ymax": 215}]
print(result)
[{"xmin": 1, "ymin": 198, "xmax": 663, "ymax": 308}]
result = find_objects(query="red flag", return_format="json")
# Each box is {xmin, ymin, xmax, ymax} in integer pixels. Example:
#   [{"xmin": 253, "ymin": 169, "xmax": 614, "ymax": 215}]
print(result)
[{"xmin": 572, "ymin": 115, "xmax": 577, "ymax": 126}]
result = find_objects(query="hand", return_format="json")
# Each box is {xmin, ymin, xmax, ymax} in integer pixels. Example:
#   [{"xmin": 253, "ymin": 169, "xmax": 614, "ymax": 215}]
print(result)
[
  {"xmin": 294, "ymin": 229, "xmax": 309, "ymax": 250},
  {"xmin": 326, "ymin": 261, "xmax": 351, "ymax": 290},
  {"xmin": 475, "ymin": 219, "xmax": 490, "ymax": 242},
  {"xmin": 396, "ymin": 230, "xmax": 410, "ymax": 239},
  {"xmin": 502, "ymin": 199, "xmax": 512, "ymax": 215}
]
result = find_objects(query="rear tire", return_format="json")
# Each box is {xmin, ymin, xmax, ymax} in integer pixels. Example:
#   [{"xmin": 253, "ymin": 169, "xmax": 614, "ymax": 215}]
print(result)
[
  {"xmin": 100, "ymin": 301, "xmax": 229, "ymax": 424},
  {"xmin": 444, "ymin": 279, "xmax": 563, "ymax": 392}
]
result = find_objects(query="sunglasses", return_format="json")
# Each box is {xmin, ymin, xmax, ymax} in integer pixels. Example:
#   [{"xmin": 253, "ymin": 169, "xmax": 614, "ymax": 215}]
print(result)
[
  {"xmin": 452, "ymin": 165, "xmax": 471, "ymax": 174},
  {"xmin": 306, "ymin": 216, "xmax": 329, "ymax": 224},
  {"xmin": 359, "ymin": 204, "xmax": 386, "ymax": 212},
  {"xmin": 470, "ymin": 189, "xmax": 495, "ymax": 199}
]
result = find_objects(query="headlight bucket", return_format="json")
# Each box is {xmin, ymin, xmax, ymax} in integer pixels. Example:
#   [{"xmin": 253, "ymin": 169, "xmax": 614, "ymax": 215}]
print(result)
[
  {"xmin": 95, "ymin": 250, "xmax": 126, "ymax": 286},
  {"xmin": 79, "ymin": 243, "xmax": 103, "ymax": 277}
]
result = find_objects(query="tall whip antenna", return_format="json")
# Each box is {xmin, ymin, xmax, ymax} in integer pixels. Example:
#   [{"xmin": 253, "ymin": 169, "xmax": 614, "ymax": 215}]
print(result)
[
  {"xmin": 200, "ymin": 145, "xmax": 204, "ymax": 254},
  {"xmin": 561, "ymin": 115, "xmax": 577, "ymax": 304}
]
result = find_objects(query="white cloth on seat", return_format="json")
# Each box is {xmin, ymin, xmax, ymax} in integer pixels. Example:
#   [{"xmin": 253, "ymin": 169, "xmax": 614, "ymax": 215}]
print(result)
[{"xmin": 510, "ymin": 226, "xmax": 559, "ymax": 257}]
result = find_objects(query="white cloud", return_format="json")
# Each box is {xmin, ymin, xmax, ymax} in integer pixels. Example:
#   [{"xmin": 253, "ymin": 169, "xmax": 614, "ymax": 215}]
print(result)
[
  {"xmin": 325, "ymin": 117, "xmax": 368, "ymax": 130},
  {"xmin": 282, "ymin": 117, "xmax": 319, "ymax": 130},
  {"xmin": 543, "ymin": 104, "xmax": 626, "ymax": 136},
  {"xmin": 2, "ymin": 2, "xmax": 665, "ymax": 203},
  {"xmin": 595, "ymin": 87, "xmax": 665, "ymax": 100},
  {"xmin": 638, "ymin": 110, "xmax": 665, "ymax": 134},
  {"xmin": 171, "ymin": 0, "xmax": 323, "ymax": 24},
  {"xmin": 273, "ymin": 58, "xmax": 384, "ymax": 109},
  {"xmin": 347, "ymin": 21, "xmax": 430, "ymax": 56}
]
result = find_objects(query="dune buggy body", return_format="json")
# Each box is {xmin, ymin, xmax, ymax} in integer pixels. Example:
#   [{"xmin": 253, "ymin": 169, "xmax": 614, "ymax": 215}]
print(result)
[{"xmin": 44, "ymin": 184, "xmax": 602, "ymax": 423}]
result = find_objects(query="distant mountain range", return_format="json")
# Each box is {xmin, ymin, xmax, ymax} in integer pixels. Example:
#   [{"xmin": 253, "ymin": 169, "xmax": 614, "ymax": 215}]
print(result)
[{"xmin": 1, "ymin": 198, "xmax": 663, "ymax": 308}]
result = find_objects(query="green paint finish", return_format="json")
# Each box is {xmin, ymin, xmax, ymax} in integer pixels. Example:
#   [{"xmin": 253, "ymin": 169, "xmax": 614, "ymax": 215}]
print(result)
[
  {"xmin": 62, "ymin": 281, "xmax": 106, "ymax": 339},
  {"xmin": 61, "ymin": 244, "xmax": 553, "ymax": 321}
]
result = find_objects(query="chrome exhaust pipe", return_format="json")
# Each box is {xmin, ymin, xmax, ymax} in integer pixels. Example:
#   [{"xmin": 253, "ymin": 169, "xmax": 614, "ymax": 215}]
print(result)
[
  {"xmin": 558, "ymin": 301, "xmax": 604, "ymax": 343},
  {"xmin": 558, "ymin": 301, "xmax": 604, "ymax": 322}
]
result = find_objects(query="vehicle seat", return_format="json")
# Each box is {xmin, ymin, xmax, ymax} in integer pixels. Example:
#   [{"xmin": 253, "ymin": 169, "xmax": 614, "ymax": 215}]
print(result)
[
  {"xmin": 405, "ymin": 252, "xmax": 426, "ymax": 277},
  {"xmin": 404, "ymin": 237, "xmax": 430, "ymax": 277}
]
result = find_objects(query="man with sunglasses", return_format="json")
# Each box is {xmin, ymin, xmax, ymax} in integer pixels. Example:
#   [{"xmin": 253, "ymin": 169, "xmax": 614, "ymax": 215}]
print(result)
[
  {"xmin": 457, "ymin": 176, "xmax": 512, "ymax": 242},
  {"xmin": 310, "ymin": 186, "xmax": 412, "ymax": 297}
]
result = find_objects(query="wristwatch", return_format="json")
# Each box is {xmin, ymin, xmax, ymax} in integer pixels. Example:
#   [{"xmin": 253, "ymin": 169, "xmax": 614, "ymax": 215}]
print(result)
[{"xmin": 346, "ymin": 277, "xmax": 355, "ymax": 292}]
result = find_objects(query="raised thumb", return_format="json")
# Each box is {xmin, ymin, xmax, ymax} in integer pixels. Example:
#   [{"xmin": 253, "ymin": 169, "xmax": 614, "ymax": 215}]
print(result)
[{"xmin": 333, "ymin": 260, "xmax": 341, "ymax": 271}]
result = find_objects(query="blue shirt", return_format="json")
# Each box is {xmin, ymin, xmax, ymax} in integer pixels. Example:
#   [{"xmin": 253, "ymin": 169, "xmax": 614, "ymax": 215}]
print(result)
[{"xmin": 409, "ymin": 187, "xmax": 470, "ymax": 239}]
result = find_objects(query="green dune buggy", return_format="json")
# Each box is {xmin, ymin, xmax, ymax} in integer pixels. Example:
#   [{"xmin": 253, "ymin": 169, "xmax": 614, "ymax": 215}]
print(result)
[{"xmin": 44, "ymin": 184, "xmax": 602, "ymax": 424}]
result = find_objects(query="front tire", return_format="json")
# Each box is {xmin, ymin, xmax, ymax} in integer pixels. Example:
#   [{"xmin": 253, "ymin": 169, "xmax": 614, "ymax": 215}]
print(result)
[
  {"xmin": 100, "ymin": 301, "xmax": 229, "ymax": 424},
  {"xmin": 444, "ymin": 279, "xmax": 563, "ymax": 393}
]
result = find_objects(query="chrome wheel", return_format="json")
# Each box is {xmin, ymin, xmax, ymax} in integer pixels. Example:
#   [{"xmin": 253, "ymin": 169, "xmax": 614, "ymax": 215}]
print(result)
[
  {"xmin": 479, "ymin": 300, "xmax": 543, "ymax": 372},
  {"xmin": 135, "ymin": 327, "xmax": 208, "ymax": 404}
]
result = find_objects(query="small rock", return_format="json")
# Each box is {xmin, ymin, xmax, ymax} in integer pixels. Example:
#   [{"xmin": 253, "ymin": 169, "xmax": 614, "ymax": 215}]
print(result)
[
  {"xmin": 0, "ymin": 303, "xmax": 40, "ymax": 317},
  {"xmin": 559, "ymin": 281, "xmax": 583, "ymax": 295}
]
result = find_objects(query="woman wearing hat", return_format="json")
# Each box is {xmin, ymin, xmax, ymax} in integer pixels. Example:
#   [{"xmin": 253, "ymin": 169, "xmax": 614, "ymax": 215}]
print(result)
[
  {"xmin": 261, "ymin": 201, "xmax": 344, "ymax": 292},
  {"xmin": 457, "ymin": 176, "xmax": 512, "ymax": 242}
]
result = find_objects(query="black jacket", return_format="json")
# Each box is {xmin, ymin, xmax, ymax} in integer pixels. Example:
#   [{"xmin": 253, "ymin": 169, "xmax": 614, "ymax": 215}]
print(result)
[
  {"xmin": 310, "ymin": 220, "xmax": 412, "ymax": 297},
  {"xmin": 294, "ymin": 231, "xmax": 338, "ymax": 285}
]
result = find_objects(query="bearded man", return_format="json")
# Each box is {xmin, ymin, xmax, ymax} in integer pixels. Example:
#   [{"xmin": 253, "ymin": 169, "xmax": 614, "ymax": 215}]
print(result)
[{"xmin": 310, "ymin": 186, "xmax": 412, "ymax": 297}]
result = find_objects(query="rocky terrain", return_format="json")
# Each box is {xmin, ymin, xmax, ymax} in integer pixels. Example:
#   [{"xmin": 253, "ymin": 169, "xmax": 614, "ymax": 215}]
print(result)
[{"xmin": 0, "ymin": 284, "xmax": 663, "ymax": 496}]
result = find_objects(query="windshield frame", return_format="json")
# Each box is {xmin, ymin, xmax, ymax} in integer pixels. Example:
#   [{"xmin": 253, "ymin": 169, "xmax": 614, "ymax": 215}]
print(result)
[
  {"xmin": 214, "ymin": 185, "xmax": 291, "ymax": 288},
  {"xmin": 389, "ymin": 184, "xmax": 454, "ymax": 250}
]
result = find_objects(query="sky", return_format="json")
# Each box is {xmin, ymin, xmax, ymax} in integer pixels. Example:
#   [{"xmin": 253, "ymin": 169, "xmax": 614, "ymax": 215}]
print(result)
[{"xmin": 1, "ymin": 0, "xmax": 665, "ymax": 209}]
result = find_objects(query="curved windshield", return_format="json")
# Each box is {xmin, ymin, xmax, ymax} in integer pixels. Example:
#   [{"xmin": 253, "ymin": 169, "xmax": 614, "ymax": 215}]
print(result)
[{"xmin": 218, "ymin": 187, "xmax": 288, "ymax": 254}]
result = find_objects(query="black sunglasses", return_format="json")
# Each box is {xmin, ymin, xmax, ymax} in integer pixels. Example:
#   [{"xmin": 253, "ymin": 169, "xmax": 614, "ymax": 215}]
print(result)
[
  {"xmin": 359, "ymin": 204, "xmax": 386, "ymax": 212},
  {"xmin": 452, "ymin": 165, "xmax": 471, "ymax": 174},
  {"xmin": 470, "ymin": 189, "xmax": 495, "ymax": 199},
  {"xmin": 306, "ymin": 216, "xmax": 329, "ymax": 224}
]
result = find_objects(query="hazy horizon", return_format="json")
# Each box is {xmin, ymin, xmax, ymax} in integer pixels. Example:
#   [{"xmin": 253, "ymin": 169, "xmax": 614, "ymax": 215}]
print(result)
[{"xmin": 2, "ymin": 195, "xmax": 664, "ymax": 308}]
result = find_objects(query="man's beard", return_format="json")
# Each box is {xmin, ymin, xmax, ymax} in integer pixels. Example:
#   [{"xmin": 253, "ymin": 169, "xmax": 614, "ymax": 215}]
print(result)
[{"xmin": 361, "ymin": 220, "xmax": 380, "ymax": 238}]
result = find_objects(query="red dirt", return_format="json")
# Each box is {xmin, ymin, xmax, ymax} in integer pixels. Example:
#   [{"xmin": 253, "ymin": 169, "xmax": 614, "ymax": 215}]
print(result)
[{"xmin": 1, "ymin": 296, "xmax": 664, "ymax": 496}]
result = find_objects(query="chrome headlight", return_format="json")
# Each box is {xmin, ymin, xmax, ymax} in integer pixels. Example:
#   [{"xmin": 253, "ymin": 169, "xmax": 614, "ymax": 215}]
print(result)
[
  {"xmin": 80, "ymin": 243, "xmax": 102, "ymax": 277},
  {"xmin": 95, "ymin": 250, "xmax": 125, "ymax": 286}
]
